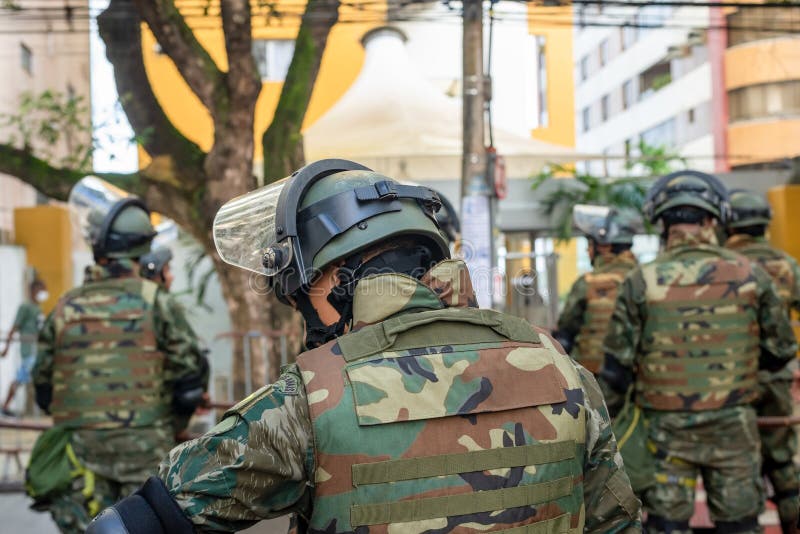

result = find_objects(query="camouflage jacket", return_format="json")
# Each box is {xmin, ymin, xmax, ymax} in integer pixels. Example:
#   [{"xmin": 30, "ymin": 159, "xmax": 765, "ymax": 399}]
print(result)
[
  {"xmin": 557, "ymin": 251, "xmax": 638, "ymax": 374},
  {"xmin": 160, "ymin": 259, "xmax": 641, "ymax": 533},
  {"xmin": 599, "ymin": 225, "xmax": 797, "ymax": 413},
  {"xmin": 726, "ymin": 234, "xmax": 800, "ymax": 313},
  {"xmin": 33, "ymin": 259, "xmax": 208, "ymax": 482}
]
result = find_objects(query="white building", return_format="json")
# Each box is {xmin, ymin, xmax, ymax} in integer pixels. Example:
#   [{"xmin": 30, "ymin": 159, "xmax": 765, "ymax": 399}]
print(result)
[{"xmin": 574, "ymin": 3, "xmax": 717, "ymax": 176}]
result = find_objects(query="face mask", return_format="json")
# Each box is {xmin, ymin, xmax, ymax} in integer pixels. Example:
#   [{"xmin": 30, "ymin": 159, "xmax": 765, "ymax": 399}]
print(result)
[{"xmin": 35, "ymin": 290, "xmax": 49, "ymax": 303}]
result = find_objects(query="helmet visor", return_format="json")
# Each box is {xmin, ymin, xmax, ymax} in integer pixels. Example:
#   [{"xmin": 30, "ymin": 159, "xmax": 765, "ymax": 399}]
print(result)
[
  {"xmin": 68, "ymin": 176, "xmax": 131, "ymax": 245},
  {"xmin": 213, "ymin": 178, "xmax": 292, "ymax": 275},
  {"xmin": 573, "ymin": 204, "xmax": 612, "ymax": 242}
]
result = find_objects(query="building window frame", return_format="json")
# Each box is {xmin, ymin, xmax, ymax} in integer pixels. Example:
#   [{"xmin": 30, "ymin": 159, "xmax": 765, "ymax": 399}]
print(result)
[
  {"xmin": 20, "ymin": 42, "xmax": 32, "ymax": 75},
  {"xmin": 252, "ymin": 39, "xmax": 295, "ymax": 82}
]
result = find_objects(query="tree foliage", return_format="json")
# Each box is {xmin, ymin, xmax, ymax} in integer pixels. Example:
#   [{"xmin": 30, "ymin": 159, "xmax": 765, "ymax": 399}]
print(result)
[{"xmin": 532, "ymin": 140, "xmax": 686, "ymax": 240}]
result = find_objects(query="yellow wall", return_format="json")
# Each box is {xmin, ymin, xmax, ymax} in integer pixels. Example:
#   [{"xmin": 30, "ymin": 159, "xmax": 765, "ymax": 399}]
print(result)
[
  {"xmin": 725, "ymin": 38, "xmax": 800, "ymax": 90},
  {"xmin": 767, "ymin": 185, "xmax": 800, "ymax": 263},
  {"xmin": 141, "ymin": 2, "xmax": 382, "ymax": 162},
  {"xmin": 527, "ymin": 5, "xmax": 575, "ymax": 147},
  {"xmin": 728, "ymin": 119, "xmax": 800, "ymax": 166},
  {"xmin": 13, "ymin": 206, "xmax": 73, "ymax": 314},
  {"xmin": 555, "ymin": 239, "xmax": 579, "ymax": 297}
]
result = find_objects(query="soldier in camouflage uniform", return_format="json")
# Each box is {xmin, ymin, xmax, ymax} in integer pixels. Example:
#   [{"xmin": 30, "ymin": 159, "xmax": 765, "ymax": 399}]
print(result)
[
  {"xmin": 554, "ymin": 205, "xmax": 640, "ymax": 374},
  {"xmin": 89, "ymin": 159, "xmax": 641, "ymax": 533},
  {"xmin": 140, "ymin": 247, "xmax": 175, "ymax": 291},
  {"xmin": 598, "ymin": 170, "xmax": 797, "ymax": 534},
  {"xmin": 726, "ymin": 189, "xmax": 800, "ymax": 534},
  {"xmin": 32, "ymin": 177, "xmax": 209, "ymax": 533}
]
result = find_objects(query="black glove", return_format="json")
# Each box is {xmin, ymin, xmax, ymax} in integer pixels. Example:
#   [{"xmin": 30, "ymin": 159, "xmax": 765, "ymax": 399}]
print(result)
[
  {"xmin": 85, "ymin": 477, "xmax": 193, "ymax": 534},
  {"xmin": 551, "ymin": 329, "xmax": 575, "ymax": 355},
  {"xmin": 35, "ymin": 384, "xmax": 52, "ymax": 413},
  {"xmin": 173, "ymin": 354, "xmax": 210, "ymax": 415}
]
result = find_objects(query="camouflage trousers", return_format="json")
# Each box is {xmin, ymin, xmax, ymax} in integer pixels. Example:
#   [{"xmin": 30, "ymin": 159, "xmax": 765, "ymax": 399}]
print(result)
[
  {"xmin": 47, "ymin": 474, "xmax": 140, "ymax": 534},
  {"xmin": 756, "ymin": 369, "xmax": 800, "ymax": 533},
  {"xmin": 642, "ymin": 406, "xmax": 764, "ymax": 534}
]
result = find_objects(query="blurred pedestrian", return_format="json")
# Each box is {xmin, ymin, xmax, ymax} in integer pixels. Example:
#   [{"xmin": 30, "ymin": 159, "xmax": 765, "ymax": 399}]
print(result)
[
  {"xmin": 0, "ymin": 278, "xmax": 47, "ymax": 416},
  {"xmin": 553, "ymin": 205, "xmax": 640, "ymax": 374},
  {"xmin": 88, "ymin": 159, "xmax": 641, "ymax": 534},
  {"xmin": 599, "ymin": 170, "xmax": 797, "ymax": 534},
  {"xmin": 28, "ymin": 177, "xmax": 209, "ymax": 533},
  {"xmin": 726, "ymin": 188, "xmax": 800, "ymax": 534}
]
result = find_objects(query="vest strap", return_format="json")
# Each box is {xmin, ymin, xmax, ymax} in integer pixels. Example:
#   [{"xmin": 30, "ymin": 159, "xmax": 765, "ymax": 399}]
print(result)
[
  {"xmin": 637, "ymin": 379, "xmax": 757, "ymax": 393},
  {"xmin": 350, "ymin": 476, "xmax": 573, "ymax": 526},
  {"xmin": 339, "ymin": 308, "xmax": 540, "ymax": 362},
  {"xmin": 352, "ymin": 441, "xmax": 575, "ymax": 486}
]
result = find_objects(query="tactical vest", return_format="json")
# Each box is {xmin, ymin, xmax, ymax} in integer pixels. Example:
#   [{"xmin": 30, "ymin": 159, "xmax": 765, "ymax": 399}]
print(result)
[
  {"xmin": 637, "ymin": 245, "xmax": 760, "ymax": 411},
  {"xmin": 736, "ymin": 242, "xmax": 796, "ymax": 309},
  {"xmin": 50, "ymin": 277, "xmax": 170, "ymax": 429},
  {"xmin": 575, "ymin": 264, "xmax": 631, "ymax": 374},
  {"xmin": 297, "ymin": 307, "xmax": 587, "ymax": 533}
]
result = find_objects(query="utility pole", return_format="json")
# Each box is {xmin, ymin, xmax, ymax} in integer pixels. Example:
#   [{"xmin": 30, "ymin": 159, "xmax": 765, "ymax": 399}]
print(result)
[{"xmin": 461, "ymin": 0, "xmax": 494, "ymax": 309}]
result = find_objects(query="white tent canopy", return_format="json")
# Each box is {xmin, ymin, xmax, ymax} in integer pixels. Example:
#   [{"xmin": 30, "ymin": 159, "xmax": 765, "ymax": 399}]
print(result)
[{"xmin": 303, "ymin": 26, "xmax": 583, "ymax": 181}]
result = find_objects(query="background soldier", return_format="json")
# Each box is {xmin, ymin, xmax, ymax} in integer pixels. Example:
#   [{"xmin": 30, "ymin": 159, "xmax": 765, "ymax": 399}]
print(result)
[
  {"xmin": 599, "ymin": 170, "xmax": 797, "ymax": 534},
  {"xmin": 88, "ymin": 159, "xmax": 641, "ymax": 533},
  {"xmin": 31, "ymin": 177, "xmax": 209, "ymax": 533},
  {"xmin": 726, "ymin": 189, "xmax": 800, "ymax": 534},
  {"xmin": 553, "ymin": 205, "xmax": 640, "ymax": 374}
]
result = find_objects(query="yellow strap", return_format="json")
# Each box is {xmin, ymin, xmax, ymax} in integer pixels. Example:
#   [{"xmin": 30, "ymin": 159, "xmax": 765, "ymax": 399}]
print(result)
[
  {"xmin": 616, "ymin": 405, "xmax": 641, "ymax": 450},
  {"xmin": 655, "ymin": 472, "xmax": 696, "ymax": 488},
  {"xmin": 65, "ymin": 443, "xmax": 101, "ymax": 517}
]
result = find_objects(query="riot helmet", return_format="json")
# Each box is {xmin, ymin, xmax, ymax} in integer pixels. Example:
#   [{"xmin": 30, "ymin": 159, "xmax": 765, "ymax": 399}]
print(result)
[
  {"xmin": 728, "ymin": 189, "xmax": 772, "ymax": 230},
  {"xmin": 573, "ymin": 204, "xmax": 640, "ymax": 246},
  {"xmin": 643, "ymin": 170, "xmax": 730, "ymax": 225},
  {"xmin": 69, "ymin": 176, "xmax": 156, "ymax": 260},
  {"xmin": 140, "ymin": 247, "xmax": 174, "ymax": 283},
  {"xmin": 214, "ymin": 159, "xmax": 450, "ymax": 346}
]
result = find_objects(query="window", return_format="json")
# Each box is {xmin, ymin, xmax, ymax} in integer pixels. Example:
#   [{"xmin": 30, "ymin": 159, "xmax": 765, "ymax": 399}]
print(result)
[
  {"xmin": 599, "ymin": 39, "xmax": 610, "ymax": 67},
  {"xmin": 536, "ymin": 36, "xmax": 548, "ymax": 128},
  {"xmin": 622, "ymin": 80, "xmax": 634, "ymax": 110},
  {"xmin": 252, "ymin": 39, "xmax": 295, "ymax": 81},
  {"xmin": 639, "ymin": 60, "xmax": 672, "ymax": 99},
  {"xmin": 579, "ymin": 55, "xmax": 589, "ymax": 82},
  {"xmin": 601, "ymin": 94, "xmax": 610, "ymax": 122},
  {"xmin": 582, "ymin": 106, "xmax": 591, "ymax": 133},
  {"xmin": 728, "ymin": 80, "xmax": 800, "ymax": 122},
  {"xmin": 20, "ymin": 43, "xmax": 32, "ymax": 75},
  {"xmin": 641, "ymin": 118, "xmax": 677, "ymax": 147},
  {"xmin": 624, "ymin": 138, "xmax": 632, "ymax": 158},
  {"xmin": 727, "ymin": 6, "xmax": 800, "ymax": 48},
  {"xmin": 687, "ymin": 107, "xmax": 695, "ymax": 124},
  {"xmin": 621, "ymin": 23, "xmax": 637, "ymax": 50}
]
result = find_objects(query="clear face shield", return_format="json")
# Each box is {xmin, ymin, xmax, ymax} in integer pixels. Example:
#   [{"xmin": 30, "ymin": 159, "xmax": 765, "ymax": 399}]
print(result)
[
  {"xmin": 68, "ymin": 176, "xmax": 132, "ymax": 247},
  {"xmin": 212, "ymin": 177, "xmax": 293, "ymax": 276}
]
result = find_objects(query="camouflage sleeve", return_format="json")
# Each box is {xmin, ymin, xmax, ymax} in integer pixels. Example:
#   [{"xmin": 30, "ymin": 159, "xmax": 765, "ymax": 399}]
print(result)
[
  {"xmin": 159, "ymin": 364, "xmax": 313, "ymax": 532},
  {"xmin": 31, "ymin": 310, "xmax": 56, "ymax": 387},
  {"xmin": 598, "ymin": 270, "xmax": 646, "ymax": 412},
  {"xmin": 753, "ymin": 264, "xmax": 798, "ymax": 369},
  {"xmin": 578, "ymin": 364, "xmax": 642, "ymax": 533},
  {"xmin": 555, "ymin": 276, "xmax": 588, "ymax": 343},
  {"xmin": 154, "ymin": 290, "xmax": 207, "ymax": 385}
]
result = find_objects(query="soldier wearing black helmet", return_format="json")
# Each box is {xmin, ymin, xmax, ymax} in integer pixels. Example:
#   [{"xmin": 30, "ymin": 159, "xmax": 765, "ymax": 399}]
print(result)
[
  {"xmin": 29, "ymin": 177, "xmax": 208, "ymax": 533},
  {"xmin": 87, "ymin": 159, "xmax": 641, "ymax": 534},
  {"xmin": 598, "ymin": 170, "xmax": 796, "ymax": 534},
  {"xmin": 553, "ymin": 205, "xmax": 641, "ymax": 374},
  {"xmin": 726, "ymin": 189, "xmax": 800, "ymax": 534},
  {"xmin": 140, "ymin": 247, "xmax": 175, "ymax": 291}
]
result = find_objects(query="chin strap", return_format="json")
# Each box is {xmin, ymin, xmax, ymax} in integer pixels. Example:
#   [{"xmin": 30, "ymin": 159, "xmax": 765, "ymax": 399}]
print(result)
[{"xmin": 295, "ymin": 246, "xmax": 435, "ymax": 349}]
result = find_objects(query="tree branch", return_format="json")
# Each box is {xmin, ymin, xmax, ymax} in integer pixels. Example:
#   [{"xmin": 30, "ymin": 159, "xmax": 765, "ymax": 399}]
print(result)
[
  {"xmin": 262, "ymin": 0, "xmax": 340, "ymax": 182},
  {"xmin": 97, "ymin": 0, "xmax": 206, "ymax": 184},
  {"xmin": 0, "ymin": 143, "xmax": 198, "ymax": 232},
  {"xmin": 220, "ymin": 0, "xmax": 260, "ymax": 109},
  {"xmin": 131, "ymin": 0, "xmax": 223, "ymax": 112}
]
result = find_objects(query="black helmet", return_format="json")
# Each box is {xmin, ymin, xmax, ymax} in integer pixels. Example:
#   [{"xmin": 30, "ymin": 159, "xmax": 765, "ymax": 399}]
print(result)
[{"xmin": 643, "ymin": 170, "xmax": 730, "ymax": 224}]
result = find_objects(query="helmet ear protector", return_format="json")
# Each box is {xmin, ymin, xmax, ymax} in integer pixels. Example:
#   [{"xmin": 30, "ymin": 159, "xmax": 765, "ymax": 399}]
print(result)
[
  {"xmin": 263, "ymin": 159, "xmax": 445, "ymax": 299},
  {"xmin": 94, "ymin": 198, "xmax": 156, "ymax": 261},
  {"xmin": 643, "ymin": 170, "xmax": 730, "ymax": 225}
]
